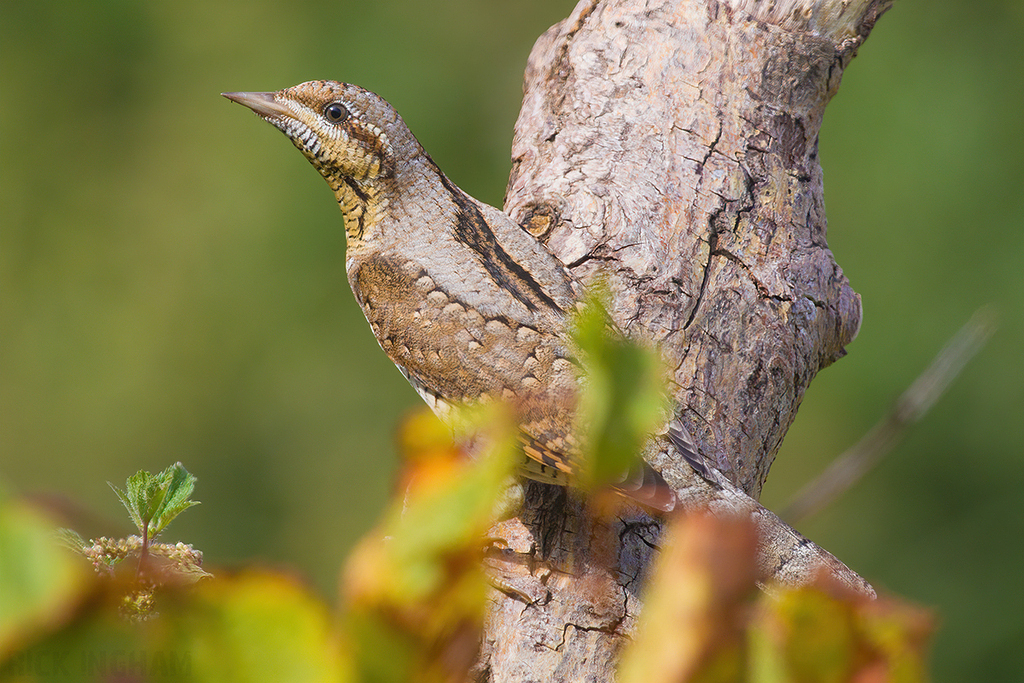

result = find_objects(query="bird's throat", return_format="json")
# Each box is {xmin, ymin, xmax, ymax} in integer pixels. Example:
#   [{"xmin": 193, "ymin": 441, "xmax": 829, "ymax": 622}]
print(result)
[{"xmin": 329, "ymin": 173, "xmax": 390, "ymax": 243}]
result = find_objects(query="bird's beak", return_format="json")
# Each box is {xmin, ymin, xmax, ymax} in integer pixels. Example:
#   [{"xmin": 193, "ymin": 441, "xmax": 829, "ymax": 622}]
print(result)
[{"xmin": 222, "ymin": 91, "xmax": 292, "ymax": 119}]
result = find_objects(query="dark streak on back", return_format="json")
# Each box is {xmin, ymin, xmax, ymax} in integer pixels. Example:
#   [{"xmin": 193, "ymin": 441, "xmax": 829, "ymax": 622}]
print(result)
[{"xmin": 434, "ymin": 171, "xmax": 563, "ymax": 314}]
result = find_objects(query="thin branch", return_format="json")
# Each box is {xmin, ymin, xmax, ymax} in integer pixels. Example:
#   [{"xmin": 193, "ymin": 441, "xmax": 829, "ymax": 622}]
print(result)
[{"xmin": 783, "ymin": 306, "xmax": 997, "ymax": 524}]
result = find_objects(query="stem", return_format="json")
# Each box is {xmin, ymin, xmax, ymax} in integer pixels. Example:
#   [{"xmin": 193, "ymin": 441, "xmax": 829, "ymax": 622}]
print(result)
[
  {"xmin": 137, "ymin": 517, "xmax": 151, "ymax": 579},
  {"xmin": 782, "ymin": 306, "xmax": 996, "ymax": 523}
]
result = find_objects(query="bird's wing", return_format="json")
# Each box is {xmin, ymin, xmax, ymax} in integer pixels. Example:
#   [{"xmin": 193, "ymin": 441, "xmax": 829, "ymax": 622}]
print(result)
[{"xmin": 351, "ymin": 252, "xmax": 677, "ymax": 510}]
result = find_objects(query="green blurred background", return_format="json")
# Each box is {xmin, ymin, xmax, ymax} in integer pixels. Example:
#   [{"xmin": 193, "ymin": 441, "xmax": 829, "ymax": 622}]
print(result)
[{"xmin": 2, "ymin": 0, "xmax": 1021, "ymax": 679}]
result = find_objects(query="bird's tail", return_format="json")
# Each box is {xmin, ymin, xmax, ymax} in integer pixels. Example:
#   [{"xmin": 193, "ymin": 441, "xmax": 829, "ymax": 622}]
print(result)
[{"xmin": 611, "ymin": 461, "xmax": 677, "ymax": 512}]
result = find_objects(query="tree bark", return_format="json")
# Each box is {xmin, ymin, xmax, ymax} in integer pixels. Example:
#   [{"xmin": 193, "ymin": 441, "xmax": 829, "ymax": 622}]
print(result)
[{"xmin": 477, "ymin": 1, "xmax": 891, "ymax": 680}]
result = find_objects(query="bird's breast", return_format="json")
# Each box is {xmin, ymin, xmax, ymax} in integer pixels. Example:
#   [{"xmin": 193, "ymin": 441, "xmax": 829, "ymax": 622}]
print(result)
[{"xmin": 348, "ymin": 252, "xmax": 576, "ymax": 411}]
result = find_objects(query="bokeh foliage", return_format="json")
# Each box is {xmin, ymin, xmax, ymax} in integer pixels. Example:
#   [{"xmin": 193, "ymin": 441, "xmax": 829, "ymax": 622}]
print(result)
[
  {"xmin": 2, "ymin": 408, "xmax": 931, "ymax": 683},
  {"xmin": 2, "ymin": 0, "xmax": 1022, "ymax": 679}
]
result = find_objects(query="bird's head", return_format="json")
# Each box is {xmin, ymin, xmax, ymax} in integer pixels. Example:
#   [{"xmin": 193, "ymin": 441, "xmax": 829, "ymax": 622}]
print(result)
[
  {"xmin": 225, "ymin": 81, "xmax": 433, "ymax": 242},
  {"xmin": 223, "ymin": 80, "xmax": 410, "ymax": 186}
]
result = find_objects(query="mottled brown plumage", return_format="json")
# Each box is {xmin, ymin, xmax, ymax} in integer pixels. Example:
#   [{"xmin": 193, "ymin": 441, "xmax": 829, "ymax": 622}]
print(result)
[{"xmin": 224, "ymin": 81, "xmax": 682, "ymax": 509}]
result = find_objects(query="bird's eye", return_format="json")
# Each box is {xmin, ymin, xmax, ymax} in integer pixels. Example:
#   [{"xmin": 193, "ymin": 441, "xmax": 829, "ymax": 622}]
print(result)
[{"xmin": 324, "ymin": 102, "xmax": 350, "ymax": 123}]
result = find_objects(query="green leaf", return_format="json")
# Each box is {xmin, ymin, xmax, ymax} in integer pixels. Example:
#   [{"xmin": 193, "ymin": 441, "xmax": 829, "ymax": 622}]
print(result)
[
  {"xmin": 359, "ymin": 407, "xmax": 516, "ymax": 606},
  {"xmin": 167, "ymin": 572, "xmax": 345, "ymax": 683},
  {"xmin": 108, "ymin": 477, "xmax": 144, "ymax": 535},
  {"xmin": 0, "ymin": 485, "xmax": 93, "ymax": 658},
  {"xmin": 618, "ymin": 515, "xmax": 757, "ymax": 683},
  {"xmin": 1, "ymin": 570, "xmax": 343, "ymax": 683},
  {"xmin": 108, "ymin": 463, "xmax": 199, "ymax": 540},
  {"xmin": 751, "ymin": 586, "xmax": 933, "ymax": 683},
  {"xmin": 148, "ymin": 463, "xmax": 199, "ymax": 538},
  {"xmin": 342, "ymin": 407, "xmax": 518, "ymax": 683},
  {"xmin": 571, "ymin": 290, "xmax": 669, "ymax": 489}
]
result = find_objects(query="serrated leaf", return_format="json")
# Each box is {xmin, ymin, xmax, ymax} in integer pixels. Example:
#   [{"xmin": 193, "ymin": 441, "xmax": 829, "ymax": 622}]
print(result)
[
  {"xmin": 108, "ymin": 480, "xmax": 144, "ymax": 535},
  {"xmin": 149, "ymin": 463, "xmax": 199, "ymax": 538},
  {"xmin": 108, "ymin": 464, "xmax": 199, "ymax": 541}
]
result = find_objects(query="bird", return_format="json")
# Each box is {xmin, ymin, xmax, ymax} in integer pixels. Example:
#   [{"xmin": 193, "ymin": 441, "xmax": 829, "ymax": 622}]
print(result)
[{"xmin": 223, "ymin": 80, "xmax": 701, "ymax": 511}]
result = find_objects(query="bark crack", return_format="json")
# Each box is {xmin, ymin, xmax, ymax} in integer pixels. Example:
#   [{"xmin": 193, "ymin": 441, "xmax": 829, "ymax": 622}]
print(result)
[{"xmin": 684, "ymin": 201, "xmax": 726, "ymax": 330}]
